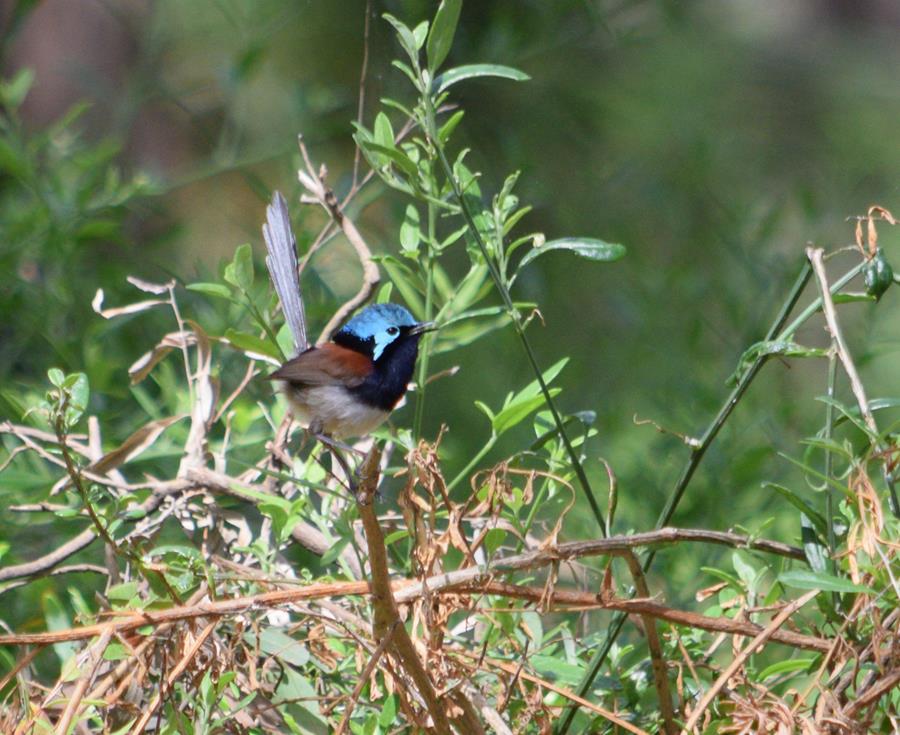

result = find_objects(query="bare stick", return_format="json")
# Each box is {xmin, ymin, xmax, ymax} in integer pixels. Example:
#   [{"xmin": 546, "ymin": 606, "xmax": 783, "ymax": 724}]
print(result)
[
  {"xmin": 618, "ymin": 550, "xmax": 676, "ymax": 734},
  {"xmin": 466, "ymin": 581, "xmax": 831, "ymax": 653},
  {"xmin": 355, "ymin": 446, "xmax": 451, "ymax": 734},
  {"xmin": 297, "ymin": 137, "xmax": 380, "ymax": 343},
  {"xmin": 53, "ymin": 627, "xmax": 113, "ymax": 735},
  {"xmin": 0, "ymin": 527, "xmax": 97, "ymax": 583},
  {"xmin": 681, "ymin": 589, "xmax": 819, "ymax": 732},
  {"xmin": 807, "ymin": 247, "xmax": 876, "ymax": 433},
  {"xmin": 129, "ymin": 619, "xmax": 218, "ymax": 734},
  {"xmin": 456, "ymin": 650, "xmax": 650, "ymax": 735},
  {"xmin": 334, "ymin": 621, "xmax": 397, "ymax": 735},
  {"xmin": 0, "ymin": 526, "xmax": 806, "ymax": 643},
  {"xmin": 351, "ymin": 0, "xmax": 372, "ymax": 189}
]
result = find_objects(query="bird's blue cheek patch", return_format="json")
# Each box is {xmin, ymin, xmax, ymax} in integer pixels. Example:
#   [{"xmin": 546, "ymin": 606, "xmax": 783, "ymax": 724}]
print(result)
[{"xmin": 372, "ymin": 332, "xmax": 397, "ymax": 361}]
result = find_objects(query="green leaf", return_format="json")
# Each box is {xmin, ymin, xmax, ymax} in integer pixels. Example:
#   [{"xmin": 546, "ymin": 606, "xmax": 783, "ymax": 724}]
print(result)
[
  {"xmin": 493, "ymin": 389, "xmax": 561, "ymax": 435},
  {"xmin": 517, "ymin": 237, "xmax": 626, "ymax": 272},
  {"xmin": 801, "ymin": 513, "xmax": 828, "ymax": 573},
  {"xmin": 246, "ymin": 628, "xmax": 310, "ymax": 668},
  {"xmin": 399, "ymin": 204, "xmax": 421, "ymax": 256},
  {"xmin": 764, "ymin": 483, "xmax": 828, "ymax": 537},
  {"xmin": 438, "ymin": 109, "xmax": 465, "ymax": 144},
  {"xmin": 187, "ymin": 282, "xmax": 233, "ymax": 299},
  {"xmin": 225, "ymin": 328, "xmax": 281, "ymax": 360},
  {"xmin": 434, "ymin": 63, "xmax": 530, "ymax": 93},
  {"xmin": 426, "ymin": 0, "xmax": 462, "ymax": 72},
  {"xmin": 224, "ymin": 243, "xmax": 254, "ymax": 292},
  {"xmin": 758, "ymin": 658, "xmax": 815, "ymax": 680},
  {"xmin": 383, "ymin": 14, "xmax": 420, "ymax": 67},
  {"xmin": 1, "ymin": 68, "xmax": 34, "ymax": 109},
  {"xmin": 379, "ymin": 695, "xmax": 398, "ymax": 727},
  {"xmin": 42, "ymin": 593, "xmax": 77, "ymax": 666},
  {"xmin": 48, "ymin": 368, "xmax": 65, "ymax": 388},
  {"xmin": 530, "ymin": 654, "xmax": 585, "ymax": 687},
  {"xmin": 358, "ymin": 139, "xmax": 418, "ymax": 178},
  {"xmin": 108, "ymin": 581, "xmax": 140, "ymax": 602},
  {"xmin": 320, "ymin": 536, "xmax": 351, "ymax": 566},
  {"xmin": 373, "ymin": 111, "xmax": 394, "ymax": 147},
  {"xmin": 729, "ymin": 341, "xmax": 828, "ymax": 385},
  {"xmin": 779, "ymin": 570, "xmax": 869, "ymax": 594},
  {"xmin": 412, "ymin": 21, "xmax": 428, "ymax": 51}
]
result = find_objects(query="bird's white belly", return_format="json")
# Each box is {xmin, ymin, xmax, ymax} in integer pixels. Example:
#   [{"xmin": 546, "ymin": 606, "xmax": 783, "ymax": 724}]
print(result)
[{"xmin": 281, "ymin": 383, "xmax": 389, "ymax": 438}]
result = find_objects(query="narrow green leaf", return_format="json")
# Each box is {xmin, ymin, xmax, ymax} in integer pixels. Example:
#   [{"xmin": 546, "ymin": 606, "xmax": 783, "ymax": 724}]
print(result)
[
  {"xmin": 765, "ymin": 482, "xmax": 828, "ymax": 537},
  {"xmin": 1, "ymin": 68, "xmax": 34, "ymax": 109},
  {"xmin": 493, "ymin": 389, "xmax": 561, "ymax": 435},
  {"xmin": 383, "ymin": 13, "xmax": 420, "ymax": 66},
  {"xmin": 438, "ymin": 109, "xmax": 465, "ymax": 144},
  {"xmin": 517, "ymin": 237, "xmax": 626, "ymax": 272},
  {"xmin": 187, "ymin": 282, "xmax": 233, "ymax": 299},
  {"xmin": 426, "ymin": 0, "xmax": 462, "ymax": 72},
  {"xmin": 320, "ymin": 536, "xmax": 351, "ymax": 566},
  {"xmin": 358, "ymin": 140, "xmax": 418, "ymax": 178},
  {"xmin": 224, "ymin": 243, "xmax": 254, "ymax": 291},
  {"xmin": 801, "ymin": 514, "xmax": 828, "ymax": 573},
  {"xmin": 412, "ymin": 21, "xmax": 429, "ymax": 50},
  {"xmin": 729, "ymin": 341, "xmax": 828, "ymax": 385},
  {"xmin": 758, "ymin": 658, "xmax": 815, "ymax": 680},
  {"xmin": 224, "ymin": 329, "xmax": 281, "ymax": 360},
  {"xmin": 399, "ymin": 204, "xmax": 421, "ymax": 255},
  {"xmin": 779, "ymin": 570, "xmax": 869, "ymax": 593},
  {"xmin": 435, "ymin": 63, "xmax": 530, "ymax": 93}
]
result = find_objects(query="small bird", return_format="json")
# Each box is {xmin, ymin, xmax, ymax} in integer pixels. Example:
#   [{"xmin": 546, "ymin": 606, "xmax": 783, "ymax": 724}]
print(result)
[{"xmin": 269, "ymin": 303, "xmax": 435, "ymax": 438}]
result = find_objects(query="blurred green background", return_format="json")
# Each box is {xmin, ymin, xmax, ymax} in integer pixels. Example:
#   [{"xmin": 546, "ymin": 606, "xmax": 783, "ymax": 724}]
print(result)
[{"xmin": 3, "ymin": 0, "xmax": 900, "ymax": 598}]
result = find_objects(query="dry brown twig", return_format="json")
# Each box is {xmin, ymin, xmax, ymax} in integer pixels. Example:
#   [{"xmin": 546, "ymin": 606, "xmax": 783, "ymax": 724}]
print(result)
[
  {"xmin": 681, "ymin": 589, "xmax": 820, "ymax": 733},
  {"xmin": 296, "ymin": 136, "xmax": 381, "ymax": 343}
]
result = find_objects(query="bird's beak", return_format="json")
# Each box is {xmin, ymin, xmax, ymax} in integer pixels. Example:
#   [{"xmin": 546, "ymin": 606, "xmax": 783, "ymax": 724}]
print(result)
[{"xmin": 410, "ymin": 321, "xmax": 438, "ymax": 335}]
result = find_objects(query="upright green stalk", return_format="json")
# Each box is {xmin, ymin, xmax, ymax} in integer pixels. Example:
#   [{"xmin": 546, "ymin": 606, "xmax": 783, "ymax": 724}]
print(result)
[
  {"xmin": 413, "ymin": 202, "xmax": 438, "ymax": 440},
  {"xmin": 421, "ymin": 91, "xmax": 607, "ymax": 534},
  {"xmin": 557, "ymin": 260, "xmax": 816, "ymax": 733}
]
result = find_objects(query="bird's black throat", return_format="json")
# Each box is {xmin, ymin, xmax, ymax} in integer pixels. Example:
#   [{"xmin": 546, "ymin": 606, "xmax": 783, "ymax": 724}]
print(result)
[{"xmin": 348, "ymin": 333, "xmax": 422, "ymax": 411}]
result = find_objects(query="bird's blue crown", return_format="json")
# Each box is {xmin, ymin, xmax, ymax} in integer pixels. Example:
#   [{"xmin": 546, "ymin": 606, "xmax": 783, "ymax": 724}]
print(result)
[{"xmin": 337, "ymin": 303, "xmax": 418, "ymax": 360}]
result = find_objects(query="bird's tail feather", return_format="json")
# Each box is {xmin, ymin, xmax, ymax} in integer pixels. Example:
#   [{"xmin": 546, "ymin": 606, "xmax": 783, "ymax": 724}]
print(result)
[{"xmin": 263, "ymin": 191, "xmax": 308, "ymax": 355}]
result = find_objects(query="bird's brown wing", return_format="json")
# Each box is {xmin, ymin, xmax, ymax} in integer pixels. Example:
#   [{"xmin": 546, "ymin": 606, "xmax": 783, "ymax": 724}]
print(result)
[{"xmin": 268, "ymin": 343, "xmax": 370, "ymax": 388}]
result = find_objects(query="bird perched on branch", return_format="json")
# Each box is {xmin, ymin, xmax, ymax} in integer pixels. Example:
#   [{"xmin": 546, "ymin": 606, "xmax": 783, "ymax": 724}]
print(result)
[{"xmin": 269, "ymin": 303, "xmax": 435, "ymax": 438}]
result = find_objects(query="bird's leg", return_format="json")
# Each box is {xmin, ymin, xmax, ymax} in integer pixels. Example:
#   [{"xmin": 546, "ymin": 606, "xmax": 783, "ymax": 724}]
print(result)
[{"xmin": 312, "ymin": 432, "xmax": 359, "ymax": 493}]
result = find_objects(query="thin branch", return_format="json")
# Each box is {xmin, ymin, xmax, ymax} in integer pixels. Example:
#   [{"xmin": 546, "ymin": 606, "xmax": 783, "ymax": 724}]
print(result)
[
  {"xmin": 355, "ymin": 445, "xmax": 451, "ymax": 734},
  {"xmin": 456, "ymin": 650, "xmax": 650, "ymax": 735},
  {"xmin": 351, "ymin": 0, "xmax": 372, "ymax": 189},
  {"xmin": 0, "ymin": 527, "xmax": 814, "ymax": 649},
  {"xmin": 0, "ymin": 527, "xmax": 98, "ymax": 584},
  {"xmin": 129, "ymin": 620, "xmax": 218, "ymax": 734},
  {"xmin": 53, "ymin": 627, "xmax": 113, "ymax": 735},
  {"xmin": 618, "ymin": 550, "xmax": 677, "ymax": 734},
  {"xmin": 334, "ymin": 621, "xmax": 397, "ymax": 735},
  {"xmin": 807, "ymin": 247, "xmax": 876, "ymax": 433},
  {"xmin": 681, "ymin": 589, "xmax": 819, "ymax": 733},
  {"xmin": 296, "ymin": 137, "xmax": 380, "ymax": 343},
  {"xmin": 467, "ymin": 581, "xmax": 831, "ymax": 653}
]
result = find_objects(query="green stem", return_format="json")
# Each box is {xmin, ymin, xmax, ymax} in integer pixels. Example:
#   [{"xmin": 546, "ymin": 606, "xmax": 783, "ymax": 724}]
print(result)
[
  {"xmin": 422, "ymin": 93, "xmax": 606, "ymax": 535},
  {"xmin": 824, "ymin": 352, "xmax": 837, "ymax": 566},
  {"xmin": 413, "ymin": 203, "xmax": 438, "ymax": 440},
  {"xmin": 557, "ymin": 258, "xmax": 817, "ymax": 734},
  {"xmin": 446, "ymin": 433, "xmax": 498, "ymax": 493}
]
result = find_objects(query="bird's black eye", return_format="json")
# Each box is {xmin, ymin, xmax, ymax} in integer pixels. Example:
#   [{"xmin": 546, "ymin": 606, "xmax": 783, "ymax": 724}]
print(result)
[{"xmin": 386, "ymin": 326, "xmax": 399, "ymax": 336}]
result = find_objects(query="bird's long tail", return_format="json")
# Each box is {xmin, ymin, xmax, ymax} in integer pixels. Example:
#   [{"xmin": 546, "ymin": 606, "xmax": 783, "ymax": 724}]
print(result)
[{"xmin": 263, "ymin": 191, "xmax": 308, "ymax": 355}]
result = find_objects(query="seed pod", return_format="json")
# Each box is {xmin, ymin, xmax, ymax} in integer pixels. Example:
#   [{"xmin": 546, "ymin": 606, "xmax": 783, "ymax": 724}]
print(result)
[{"xmin": 863, "ymin": 248, "xmax": 894, "ymax": 300}]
